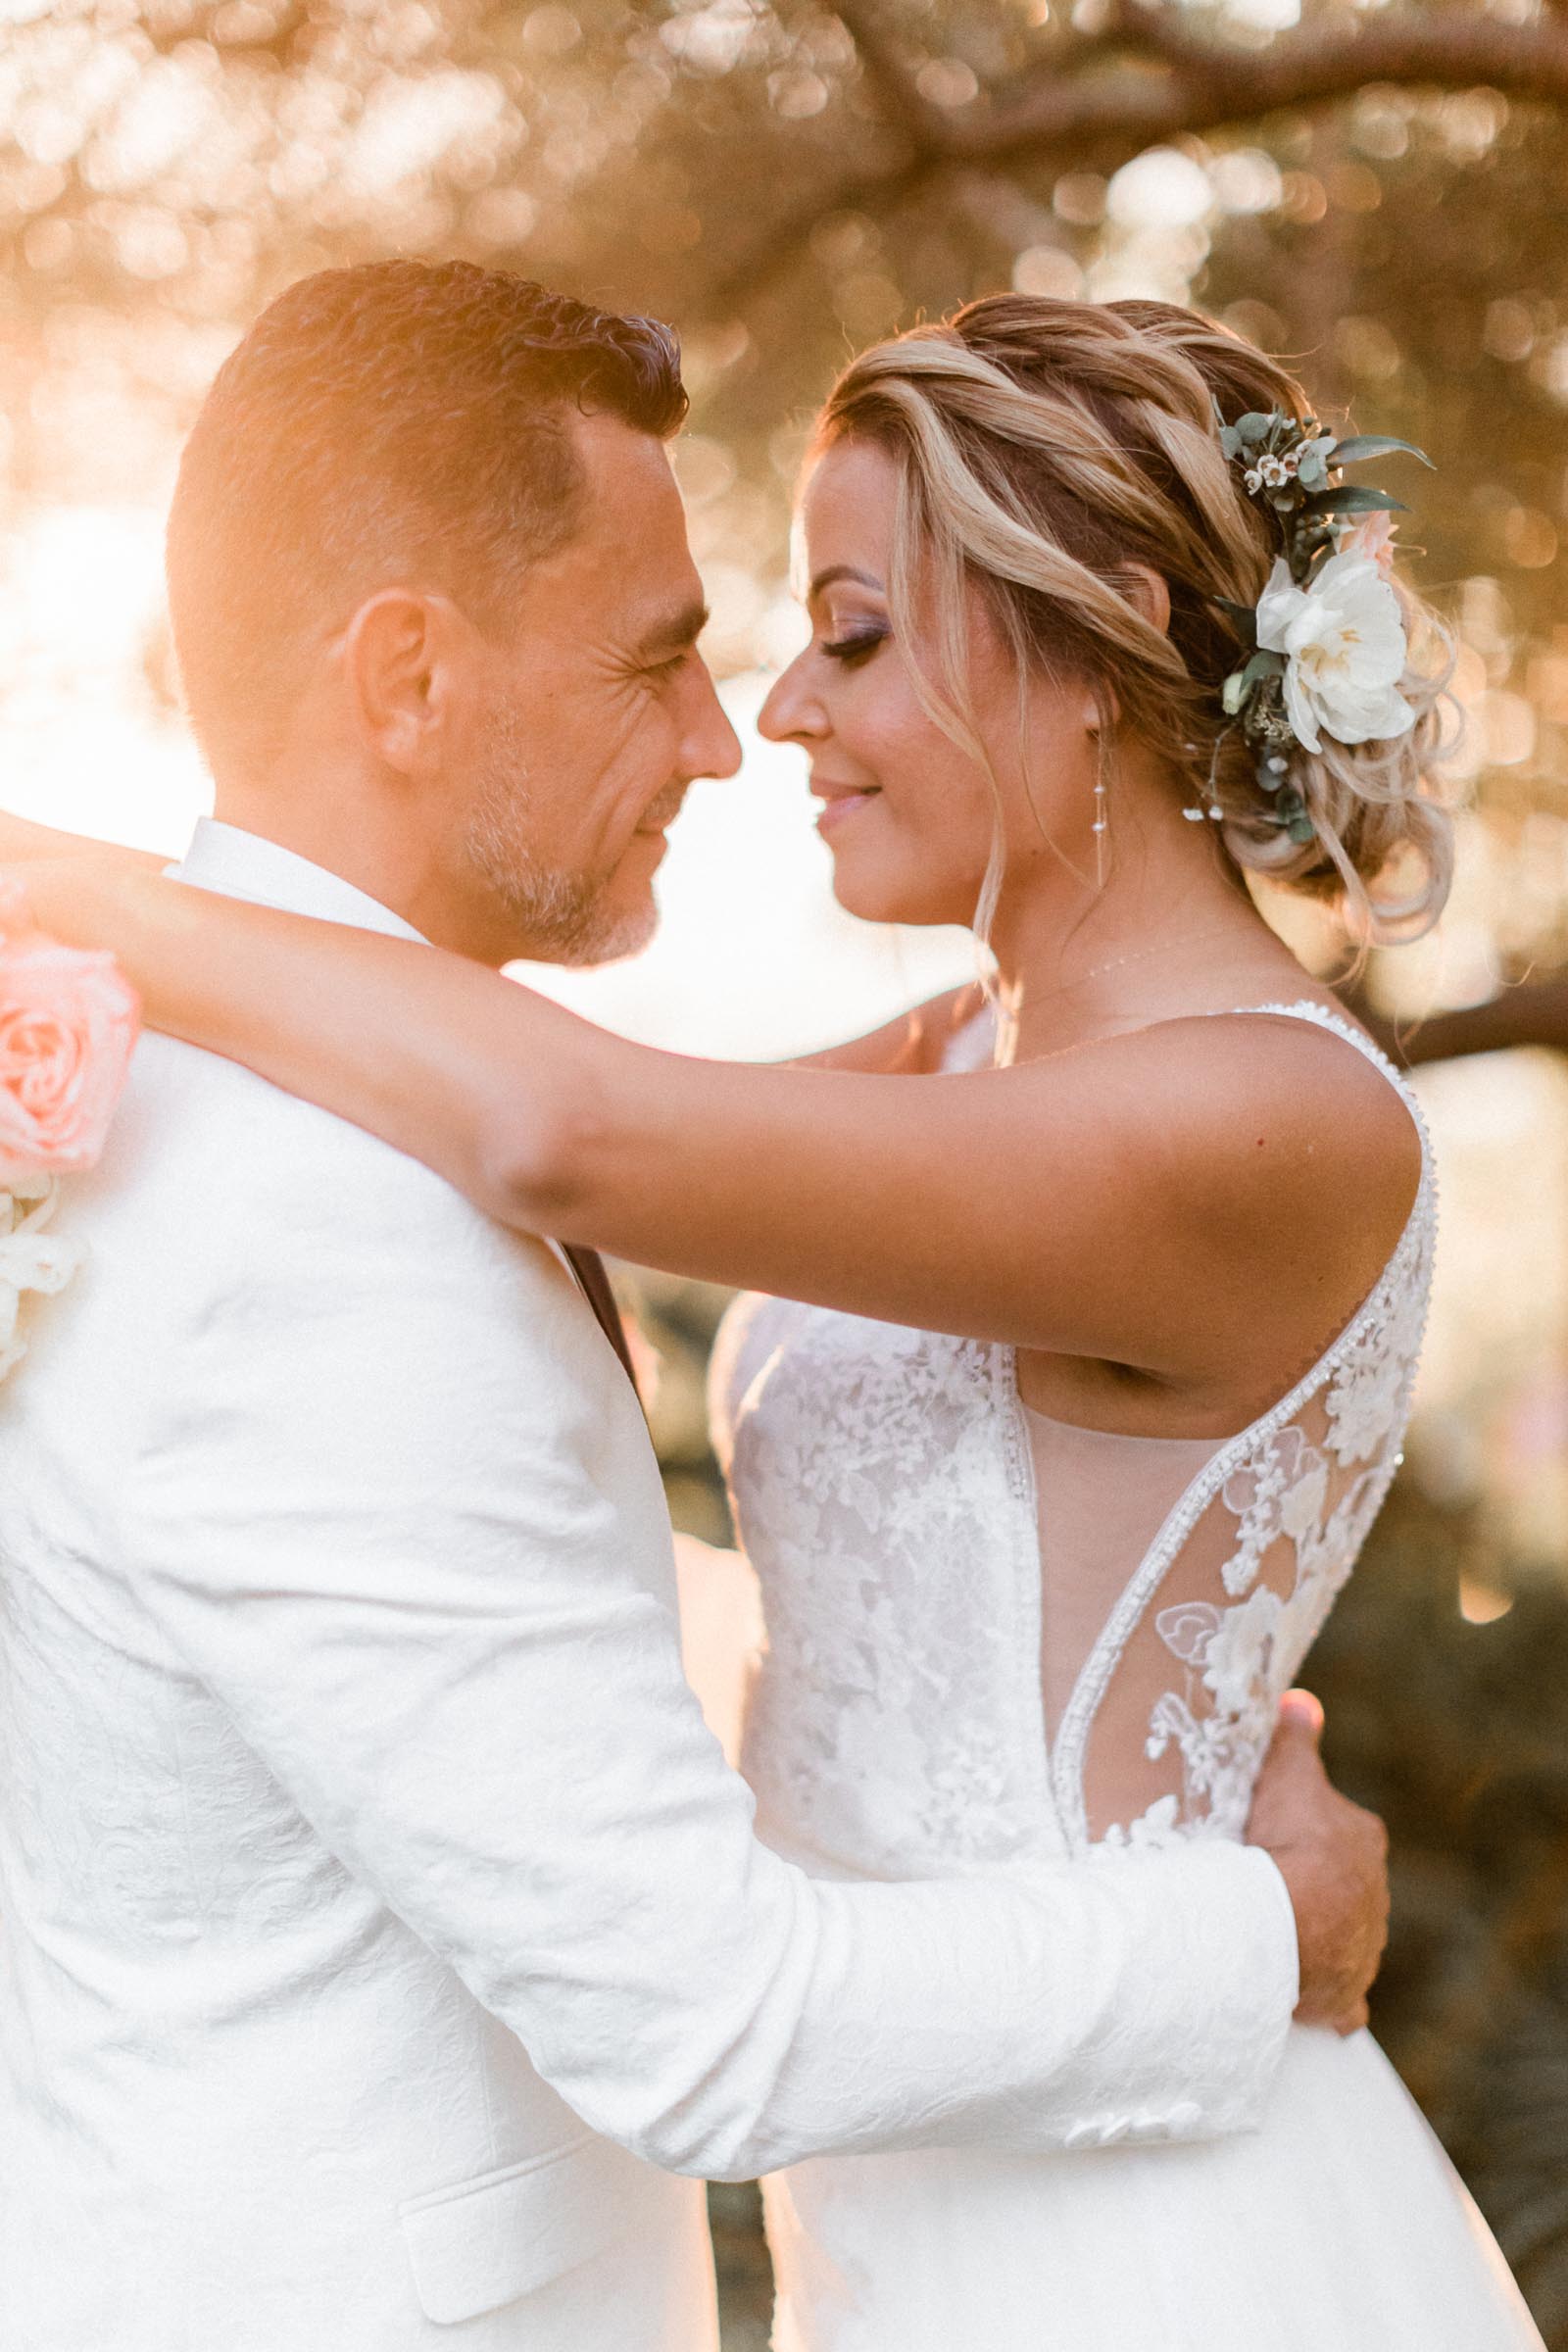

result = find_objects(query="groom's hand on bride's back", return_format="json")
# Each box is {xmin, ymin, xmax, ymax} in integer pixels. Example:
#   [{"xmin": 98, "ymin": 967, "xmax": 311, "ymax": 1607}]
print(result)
[{"xmin": 1246, "ymin": 1690, "xmax": 1390, "ymax": 2037}]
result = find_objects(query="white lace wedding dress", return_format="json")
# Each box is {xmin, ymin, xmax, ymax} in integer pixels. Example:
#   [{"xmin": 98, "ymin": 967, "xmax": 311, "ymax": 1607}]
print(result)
[{"xmin": 710, "ymin": 1003, "xmax": 1544, "ymax": 2352}]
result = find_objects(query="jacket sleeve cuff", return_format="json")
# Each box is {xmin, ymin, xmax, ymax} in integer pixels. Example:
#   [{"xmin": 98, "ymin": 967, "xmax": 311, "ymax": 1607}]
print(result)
[{"xmin": 1151, "ymin": 1840, "xmax": 1299, "ymax": 2141}]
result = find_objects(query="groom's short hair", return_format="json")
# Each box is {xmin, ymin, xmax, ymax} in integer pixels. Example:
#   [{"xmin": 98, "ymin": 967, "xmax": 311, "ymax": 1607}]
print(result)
[{"xmin": 166, "ymin": 260, "xmax": 688, "ymax": 774}]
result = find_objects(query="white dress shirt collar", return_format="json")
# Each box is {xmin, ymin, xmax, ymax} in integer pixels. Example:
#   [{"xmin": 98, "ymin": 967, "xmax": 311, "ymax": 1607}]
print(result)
[{"xmin": 170, "ymin": 817, "xmax": 427, "ymax": 944}]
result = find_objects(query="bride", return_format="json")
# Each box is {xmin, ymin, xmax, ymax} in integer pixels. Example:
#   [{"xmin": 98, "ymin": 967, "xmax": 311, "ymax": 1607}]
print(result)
[{"xmin": 15, "ymin": 293, "xmax": 1543, "ymax": 2348}]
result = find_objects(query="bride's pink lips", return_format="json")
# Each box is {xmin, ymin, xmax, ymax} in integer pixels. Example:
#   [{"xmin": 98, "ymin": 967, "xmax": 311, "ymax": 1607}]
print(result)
[{"xmin": 812, "ymin": 785, "xmax": 880, "ymax": 838}]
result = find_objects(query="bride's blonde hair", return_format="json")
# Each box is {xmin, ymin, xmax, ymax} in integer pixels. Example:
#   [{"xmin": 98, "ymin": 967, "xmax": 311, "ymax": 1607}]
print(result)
[{"xmin": 812, "ymin": 294, "xmax": 1455, "ymax": 942}]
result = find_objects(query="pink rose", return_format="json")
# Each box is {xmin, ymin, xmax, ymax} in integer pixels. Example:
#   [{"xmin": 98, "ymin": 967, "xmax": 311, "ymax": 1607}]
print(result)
[
  {"xmin": 1337, "ymin": 509, "xmax": 1397, "ymax": 579},
  {"xmin": 0, "ymin": 925, "xmax": 140, "ymax": 1185}
]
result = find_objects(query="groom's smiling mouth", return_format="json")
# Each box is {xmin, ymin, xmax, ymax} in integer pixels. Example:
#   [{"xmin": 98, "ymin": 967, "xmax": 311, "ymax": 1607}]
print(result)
[{"xmin": 634, "ymin": 785, "xmax": 689, "ymax": 838}]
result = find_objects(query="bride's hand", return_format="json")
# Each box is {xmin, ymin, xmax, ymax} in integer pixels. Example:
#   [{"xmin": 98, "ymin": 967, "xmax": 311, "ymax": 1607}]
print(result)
[
  {"xmin": 0, "ymin": 810, "xmax": 165, "ymax": 873},
  {"xmin": 0, "ymin": 858, "xmax": 146, "ymax": 953}
]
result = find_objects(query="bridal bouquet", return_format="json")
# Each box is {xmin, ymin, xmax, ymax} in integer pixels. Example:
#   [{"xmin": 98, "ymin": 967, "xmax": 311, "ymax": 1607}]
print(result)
[{"xmin": 0, "ymin": 883, "xmax": 140, "ymax": 1383}]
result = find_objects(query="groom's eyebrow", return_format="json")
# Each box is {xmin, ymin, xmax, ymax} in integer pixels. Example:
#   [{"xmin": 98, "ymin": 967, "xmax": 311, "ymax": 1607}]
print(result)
[{"xmin": 635, "ymin": 596, "xmax": 710, "ymax": 660}]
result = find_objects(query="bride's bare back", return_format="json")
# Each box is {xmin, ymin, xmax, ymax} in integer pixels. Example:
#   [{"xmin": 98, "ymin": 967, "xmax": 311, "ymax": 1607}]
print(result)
[{"xmin": 713, "ymin": 1001, "xmax": 1431, "ymax": 1870}]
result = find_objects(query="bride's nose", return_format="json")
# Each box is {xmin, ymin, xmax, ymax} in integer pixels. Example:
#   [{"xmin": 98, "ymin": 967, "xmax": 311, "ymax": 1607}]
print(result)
[{"xmin": 758, "ymin": 650, "xmax": 827, "ymax": 746}]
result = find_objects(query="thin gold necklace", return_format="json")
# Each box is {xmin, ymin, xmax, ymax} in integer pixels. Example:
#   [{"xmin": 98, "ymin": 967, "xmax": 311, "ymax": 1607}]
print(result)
[{"xmin": 1012, "ymin": 925, "xmax": 1250, "ymax": 1013}]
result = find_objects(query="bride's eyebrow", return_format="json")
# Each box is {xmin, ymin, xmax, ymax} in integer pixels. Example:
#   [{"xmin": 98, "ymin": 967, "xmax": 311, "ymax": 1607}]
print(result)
[{"xmin": 809, "ymin": 564, "xmax": 885, "ymax": 600}]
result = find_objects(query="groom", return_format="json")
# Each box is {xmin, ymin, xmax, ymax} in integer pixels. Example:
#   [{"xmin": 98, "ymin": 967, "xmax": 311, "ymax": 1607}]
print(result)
[{"xmin": 0, "ymin": 264, "xmax": 1388, "ymax": 2351}]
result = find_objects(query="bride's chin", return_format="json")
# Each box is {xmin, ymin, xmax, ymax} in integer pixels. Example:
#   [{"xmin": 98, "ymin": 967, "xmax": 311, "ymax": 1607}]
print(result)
[
  {"xmin": 828, "ymin": 866, "xmax": 903, "ymax": 925},
  {"xmin": 828, "ymin": 855, "xmax": 965, "ymax": 932}
]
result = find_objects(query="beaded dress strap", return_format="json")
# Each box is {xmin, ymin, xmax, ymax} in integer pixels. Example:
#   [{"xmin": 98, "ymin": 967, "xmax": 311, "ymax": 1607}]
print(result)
[{"xmin": 1204, "ymin": 999, "xmax": 1427, "ymax": 1140}]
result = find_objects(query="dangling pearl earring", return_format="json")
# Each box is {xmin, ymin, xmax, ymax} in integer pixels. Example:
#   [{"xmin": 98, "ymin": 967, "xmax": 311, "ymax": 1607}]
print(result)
[{"xmin": 1087, "ymin": 706, "xmax": 1111, "ymax": 886}]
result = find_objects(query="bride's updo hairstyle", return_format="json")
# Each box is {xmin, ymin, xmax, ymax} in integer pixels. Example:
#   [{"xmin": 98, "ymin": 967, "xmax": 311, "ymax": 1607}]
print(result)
[{"xmin": 812, "ymin": 294, "xmax": 1454, "ymax": 938}]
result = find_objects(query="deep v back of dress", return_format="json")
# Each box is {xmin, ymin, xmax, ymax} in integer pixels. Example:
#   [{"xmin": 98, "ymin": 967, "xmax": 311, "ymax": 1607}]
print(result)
[{"xmin": 709, "ymin": 1001, "xmax": 1543, "ymax": 2352}]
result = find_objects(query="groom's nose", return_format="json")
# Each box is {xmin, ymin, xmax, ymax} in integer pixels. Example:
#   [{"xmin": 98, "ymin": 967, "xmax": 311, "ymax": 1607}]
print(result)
[{"xmin": 681, "ymin": 661, "xmax": 744, "ymax": 783}]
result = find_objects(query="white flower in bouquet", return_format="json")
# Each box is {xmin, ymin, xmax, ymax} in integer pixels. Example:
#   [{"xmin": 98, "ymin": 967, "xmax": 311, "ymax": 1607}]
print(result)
[
  {"xmin": 0, "ymin": 1181, "xmax": 81, "ymax": 1381},
  {"xmin": 1254, "ymin": 552, "xmax": 1415, "ymax": 756}
]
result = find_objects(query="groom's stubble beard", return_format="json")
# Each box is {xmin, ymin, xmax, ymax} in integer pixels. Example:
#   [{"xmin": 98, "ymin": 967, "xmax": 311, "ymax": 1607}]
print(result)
[{"xmin": 461, "ymin": 700, "xmax": 661, "ymax": 967}]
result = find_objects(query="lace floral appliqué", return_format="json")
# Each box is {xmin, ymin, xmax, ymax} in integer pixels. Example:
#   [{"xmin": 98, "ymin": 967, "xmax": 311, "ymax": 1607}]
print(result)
[{"xmin": 1112, "ymin": 1141, "xmax": 1432, "ymax": 1848}]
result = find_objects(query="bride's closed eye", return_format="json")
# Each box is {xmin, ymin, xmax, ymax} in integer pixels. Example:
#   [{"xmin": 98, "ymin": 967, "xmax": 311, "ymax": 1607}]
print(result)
[{"xmin": 821, "ymin": 627, "xmax": 889, "ymax": 665}]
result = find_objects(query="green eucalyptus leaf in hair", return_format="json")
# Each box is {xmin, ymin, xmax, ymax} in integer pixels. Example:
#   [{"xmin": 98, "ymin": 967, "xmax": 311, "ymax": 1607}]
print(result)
[
  {"xmin": 1234, "ymin": 412, "xmax": 1274, "ymax": 447},
  {"xmin": 1329, "ymin": 434, "xmax": 1434, "ymax": 469},
  {"xmin": 1214, "ymin": 594, "xmax": 1259, "ymax": 645},
  {"xmin": 1271, "ymin": 787, "xmax": 1315, "ymax": 842},
  {"xmin": 1302, "ymin": 485, "xmax": 1410, "ymax": 518}
]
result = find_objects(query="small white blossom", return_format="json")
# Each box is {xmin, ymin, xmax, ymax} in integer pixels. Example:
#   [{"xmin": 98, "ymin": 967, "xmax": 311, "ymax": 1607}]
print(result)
[
  {"xmin": 1244, "ymin": 466, "xmax": 1263, "ymax": 494},
  {"xmin": 1257, "ymin": 454, "xmax": 1292, "ymax": 487},
  {"xmin": 1254, "ymin": 552, "xmax": 1415, "ymax": 754}
]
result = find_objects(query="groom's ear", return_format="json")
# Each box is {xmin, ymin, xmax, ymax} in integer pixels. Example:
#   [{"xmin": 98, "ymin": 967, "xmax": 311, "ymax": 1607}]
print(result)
[{"xmin": 340, "ymin": 589, "xmax": 459, "ymax": 776}]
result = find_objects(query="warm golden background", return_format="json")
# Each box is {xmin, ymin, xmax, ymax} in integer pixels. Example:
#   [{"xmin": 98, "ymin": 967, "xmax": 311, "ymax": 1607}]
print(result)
[{"xmin": 4, "ymin": 3, "xmax": 1568, "ymax": 2340}]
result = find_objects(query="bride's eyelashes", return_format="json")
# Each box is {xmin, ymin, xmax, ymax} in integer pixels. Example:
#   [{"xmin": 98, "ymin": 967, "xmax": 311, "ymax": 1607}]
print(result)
[{"xmin": 821, "ymin": 626, "xmax": 889, "ymax": 666}]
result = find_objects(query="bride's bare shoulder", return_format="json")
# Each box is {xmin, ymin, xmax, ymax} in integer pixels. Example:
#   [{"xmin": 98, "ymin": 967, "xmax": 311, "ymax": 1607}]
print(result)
[{"xmin": 1112, "ymin": 999, "xmax": 1424, "ymax": 1268}]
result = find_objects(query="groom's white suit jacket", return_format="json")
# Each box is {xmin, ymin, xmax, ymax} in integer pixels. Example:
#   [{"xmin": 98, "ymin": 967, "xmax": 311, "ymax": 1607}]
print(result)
[{"xmin": 0, "ymin": 821, "xmax": 1298, "ymax": 2351}]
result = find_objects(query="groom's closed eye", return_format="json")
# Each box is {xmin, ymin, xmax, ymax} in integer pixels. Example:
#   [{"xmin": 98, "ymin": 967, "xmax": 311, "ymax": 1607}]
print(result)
[
  {"xmin": 642, "ymin": 647, "xmax": 698, "ymax": 684},
  {"xmin": 632, "ymin": 598, "xmax": 710, "ymax": 679}
]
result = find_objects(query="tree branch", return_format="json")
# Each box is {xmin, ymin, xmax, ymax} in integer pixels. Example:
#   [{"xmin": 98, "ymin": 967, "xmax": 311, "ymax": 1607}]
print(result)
[
  {"xmin": 957, "ymin": 12, "xmax": 1568, "ymax": 166},
  {"xmin": 829, "ymin": 0, "xmax": 952, "ymax": 147},
  {"xmin": 700, "ymin": 3, "xmax": 1568, "ymax": 318}
]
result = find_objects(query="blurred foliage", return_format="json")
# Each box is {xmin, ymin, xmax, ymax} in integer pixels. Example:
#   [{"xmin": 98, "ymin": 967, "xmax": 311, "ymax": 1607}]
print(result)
[
  {"xmin": 1306, "ymin": 1475, "xmax": 1568, "ymax": 2347},
  {"xmin": 626, "ymin": 1268, "xmax": 737, "ymax": 1543},
  {"xmin": 707, "ymin": 2179, "xmax": 772, "ymax": 2350}
]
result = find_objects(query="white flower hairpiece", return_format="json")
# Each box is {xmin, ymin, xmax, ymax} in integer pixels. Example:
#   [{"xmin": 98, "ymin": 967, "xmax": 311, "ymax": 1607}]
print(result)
[{"xmin": 1207, "ymin": 409, "xmax": 1433, "ymax": 846}]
